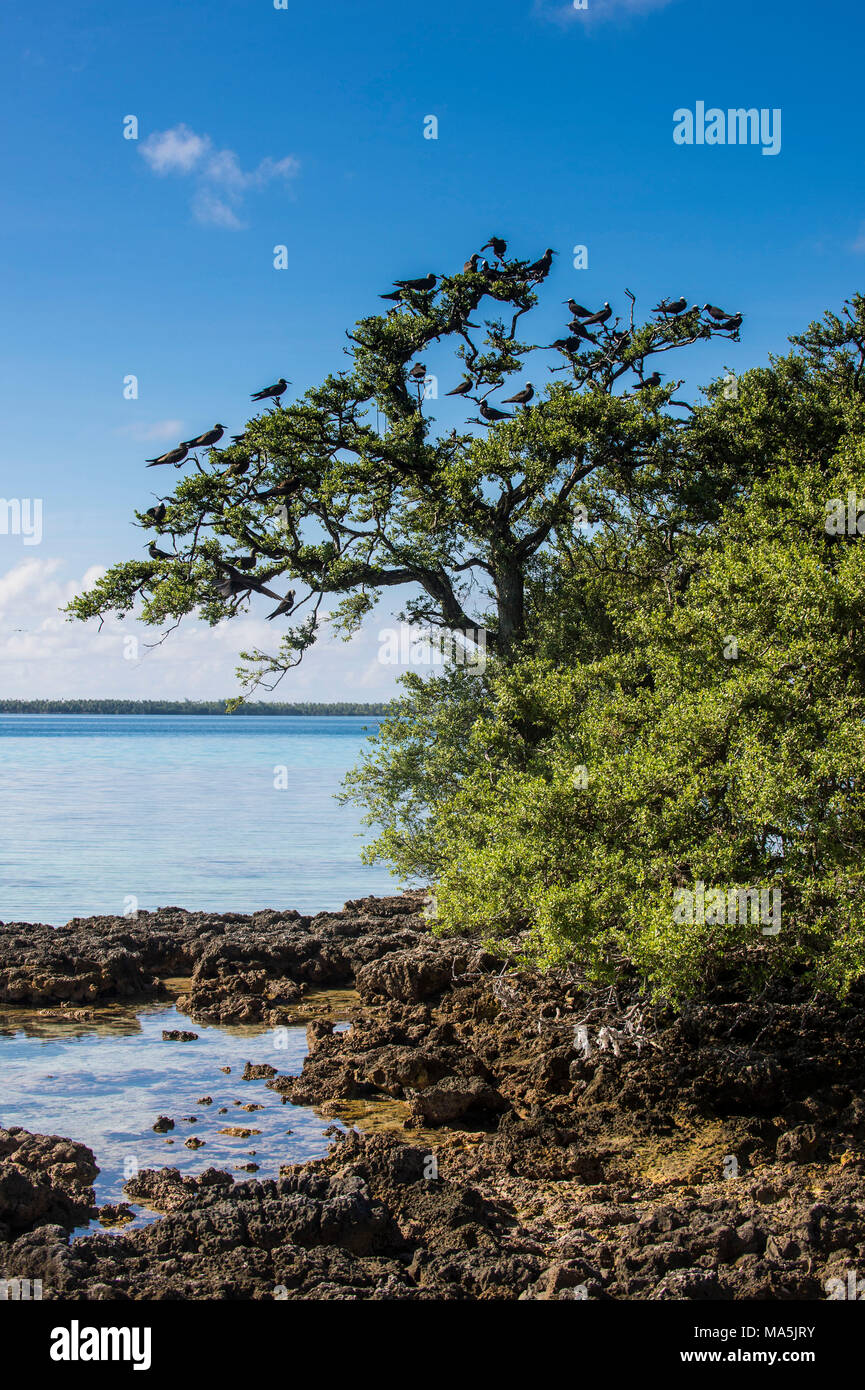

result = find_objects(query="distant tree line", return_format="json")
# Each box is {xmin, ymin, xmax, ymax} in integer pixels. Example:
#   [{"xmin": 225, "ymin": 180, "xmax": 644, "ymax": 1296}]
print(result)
[{"xmin": 0, "ymin": 700, "xmax": 390, "ymax": 716}]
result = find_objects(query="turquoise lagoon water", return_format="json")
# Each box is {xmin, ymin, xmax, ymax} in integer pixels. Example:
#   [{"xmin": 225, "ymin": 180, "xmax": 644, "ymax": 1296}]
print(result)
[
  {"xmin": 0, "ymin": 714, "xmax": 403, "ymax": 926},
  {"xmin": 0, "ymin": 715, "xmax": 400, "ymax": 1216},
  {"xmin": 0, "ymin": 999, "xmax": 351, "ymax": 1227}
]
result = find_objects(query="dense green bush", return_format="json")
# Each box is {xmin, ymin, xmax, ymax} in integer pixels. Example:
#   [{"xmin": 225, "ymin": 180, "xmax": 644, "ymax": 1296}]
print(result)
[{"xmin": 346, "ymin": 305, "xmax": 865, "ymax": 999}]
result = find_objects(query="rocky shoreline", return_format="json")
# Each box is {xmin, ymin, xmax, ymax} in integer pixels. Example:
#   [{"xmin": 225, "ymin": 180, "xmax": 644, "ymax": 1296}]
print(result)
[{"xmin": 2, "ymin": 892, "xmax": 865, "ymax": 1300}]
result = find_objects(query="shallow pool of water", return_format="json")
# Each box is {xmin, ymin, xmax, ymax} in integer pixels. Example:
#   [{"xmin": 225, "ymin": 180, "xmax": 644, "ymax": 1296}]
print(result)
[{"xmin": 0, "ymin": 997, "xmax": 343, "ymax": 1231}]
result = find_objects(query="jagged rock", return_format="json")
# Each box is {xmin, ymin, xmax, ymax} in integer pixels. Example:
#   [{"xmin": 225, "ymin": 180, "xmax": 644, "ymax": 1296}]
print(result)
[{"xmin": 0, "ymin": 1128, "xmax": 97, "ymax": 1235}]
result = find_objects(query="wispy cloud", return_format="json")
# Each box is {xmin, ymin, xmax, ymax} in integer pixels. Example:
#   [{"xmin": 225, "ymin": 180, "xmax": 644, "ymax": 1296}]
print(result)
[
  {"xmin": 115, "ymin": 419, "xmax": 185, "ymax": 443},
  {"xmin": 852, "ymin": 225, "xmax": 865, "ymax": 254},
  {"xmin": 534, "ymin": 0, "xmax": 678, "ymax": 25},
  {"xmin": 0, "ymin": 559, "xmax": 401, "ymax": 700},
  {"xmin": 139, "ymin": 124, "xmax": 300, "ymax": 228}
]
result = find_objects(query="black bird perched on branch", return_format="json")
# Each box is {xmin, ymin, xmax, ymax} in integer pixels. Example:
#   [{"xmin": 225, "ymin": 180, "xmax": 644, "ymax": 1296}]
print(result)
[
  {"xmin": 228, "ymin": 457, "xmax": 251, "ymax": 476},
  {"xmin": 251, "ymin": 378, "xmax": 289, "ymax": 402},
  {"xmin": 181, "ymin": 424, "xmax": 226, "ymax": 449},
  {"xmin": 266, "ymin": 590, "xmax": 296, "ymax": 620},
  {"xmin": 566, "ymin": 319, "xmax": 599, "ymax": 342},
  {"xmin": 409, "ymin": 363, "xmax": 427, "ymax": 381},
  {"xmin": 393, "ymin": 273, "xmax": 437, "ymax": 292},
  {"xmin": 148, "ymin": 541, "xmax": 173, "ymax": 560},
  {"xmin": 527, "ymin": 248, "xmax": 555, "ymax": 280},
  {"xmin": 146, "ymin": 444, "xmax": 188, "ymax": 468},
  {"xmin": 654, "ymin": 297, "xmax": 688, "ymax": 316},
  {"xmin": 445, "ymin": 375, "xmax": 474, "ymax": 397},
  {"xmin": 563, "ymin": 299, "xmax": 593, "ymax": 318},
  {"xmin": 215, "ymin": 560, "xmax": 282, "ymax": 601},
  {"xmin": 721, "ymin": 312, "xmax": 743, "ymax": 331},
  {"xmin": 254, "ymin": 479, "xmax": 300, "ymax": 502},
  {"xmin": 479, "ymin": 400, "xmax": 513, "ymax": 423},
  {"xmin": 635, "ymin": 371, "xmax": 662, "ymax": 391},
  {"xmin": 582, "ymin": 302, "xmax": 612, "ymax": 326},
  {"xmin": 501, "ymin": 383, "xmax": 534, "ymax": 406},
  {"xmin": 236, "ymin": 551, "xmax": 258, "ymax": 570},
  {"xmin": 145, "ymin": 502, "xmax": 167, "ymax": 525},
  {"xmin": 215, "ymin": 573, "xmax": 250, "ymax": 600},
  {"xmin": 481, "ymin": 236, "xmax": 507, "ymax": 260},
  {"xmin": 463, "ymin": 254, "xmax": 480, "ymax": 273},
  {"xmin": 703, "ymin": 304, "xmax": 732, "ymax": 321},
  {"xmin": 550, "ymin": 336, "xmax": 584, "ymax": 354}
]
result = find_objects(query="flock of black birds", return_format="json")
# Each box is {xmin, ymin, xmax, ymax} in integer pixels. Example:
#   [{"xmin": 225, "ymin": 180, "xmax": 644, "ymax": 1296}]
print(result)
[
  {"xmin": 141, "ymin": 377, "xmax": 296, "ymax": 619},
  {"xmin": 138, "ymin": 240, "xmax": 744, "ymax": 605},
  {"xmin": 377, "ymin": 236, "xmax": 743, "ymax": 422}
]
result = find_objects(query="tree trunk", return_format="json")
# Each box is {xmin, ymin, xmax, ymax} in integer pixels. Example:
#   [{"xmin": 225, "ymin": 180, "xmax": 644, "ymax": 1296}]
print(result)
[{"xmin": 496, "ymin": 561, "xmax": 525, "ymax": 655}]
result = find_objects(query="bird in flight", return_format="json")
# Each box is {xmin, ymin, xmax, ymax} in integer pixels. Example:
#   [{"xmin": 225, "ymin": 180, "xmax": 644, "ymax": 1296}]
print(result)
[
  {"xmin": 251, "ymin": 378, "xmax": 289, "ymax": 402},
  {"xmin": 445, "ymin": 376, "xmax": 474, "ymax": 397},
  {"xmin": 501, "ymin": 383, "xmax": 534, "ymax": 406},
  {"xmin": 181, "ymin": 424, "xmax": 226, "ymax": 449},
  {"xmin": 146, "ymin": 444, "xmax": 188, "ymax": 468},
  {"xmin": 479, "ymin": 400, "xmax": 513, "ymax": 423},
  {"xmin": 266, "ymin": 590, "xmax": 296, "ymax": 620}
]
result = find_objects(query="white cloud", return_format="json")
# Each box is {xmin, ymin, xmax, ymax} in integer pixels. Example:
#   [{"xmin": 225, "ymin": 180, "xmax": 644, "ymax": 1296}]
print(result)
[
  {"xmin": 191, "ymin": 188, "xmax": 245, "ymax": 230},
  {"xmin": 138, "ymin": 124, "xmax": 300, "ymax": 229},
  {"xmin": 139, "ymin": 124, "xmax": 211, "ymax": 175},
  {"xmin": 0, "ymin": 557, "xmax": 403, "ymax": 701},
  {"xmin": 535, "ymin": 0, "xmax": 678, "ymax": 22},
  {"xmin": 115, "ymin": 419, "xmax": 185, "ymax": 443}
]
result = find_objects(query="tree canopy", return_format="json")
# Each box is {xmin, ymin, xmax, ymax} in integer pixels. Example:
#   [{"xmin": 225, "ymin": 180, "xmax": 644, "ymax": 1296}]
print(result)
[
  {"xmin": 344, "ymin": 296, "xmax": 865, "ymax": 1000},
  {"xmin": 69, "ymin": 242, "xmax": 741, "ymax": 697},
  {"xmin": 70, "ymin": 241, "xmax": 865, "ymax": 1000}
]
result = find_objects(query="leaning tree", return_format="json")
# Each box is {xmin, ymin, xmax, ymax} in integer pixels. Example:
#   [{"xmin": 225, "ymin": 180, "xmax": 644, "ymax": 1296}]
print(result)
[{"xmin": 68, "ymin": 242, "xmax": 743, "ymax": 697}]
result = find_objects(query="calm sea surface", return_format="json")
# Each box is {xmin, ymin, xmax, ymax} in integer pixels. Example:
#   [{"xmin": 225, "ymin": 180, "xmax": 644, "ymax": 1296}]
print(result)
[{"xmin": 0, "ymin": 714, "xmax": 405, "ymax": 926}]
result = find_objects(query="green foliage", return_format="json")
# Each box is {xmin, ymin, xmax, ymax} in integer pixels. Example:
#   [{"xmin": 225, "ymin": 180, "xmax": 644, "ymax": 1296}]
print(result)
[
  {"xmin": 67, "ymin": 243, "xmax": 740, "ymax": 695},
  {"xmin": 346, "ymin": 301, "xmax": 865, "ymax": 1000}
]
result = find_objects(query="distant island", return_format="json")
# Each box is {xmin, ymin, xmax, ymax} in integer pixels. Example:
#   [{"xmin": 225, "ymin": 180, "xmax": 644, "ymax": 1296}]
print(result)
[{"xmin": 0, "ymin": 700, "xmax": 391, "ymax": 716}]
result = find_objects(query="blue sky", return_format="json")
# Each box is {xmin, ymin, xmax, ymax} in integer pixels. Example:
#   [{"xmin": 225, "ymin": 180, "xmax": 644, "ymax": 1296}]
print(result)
[{"xmin": 0, "ymin": 0, "xmax": 861, "ymax": 698}]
